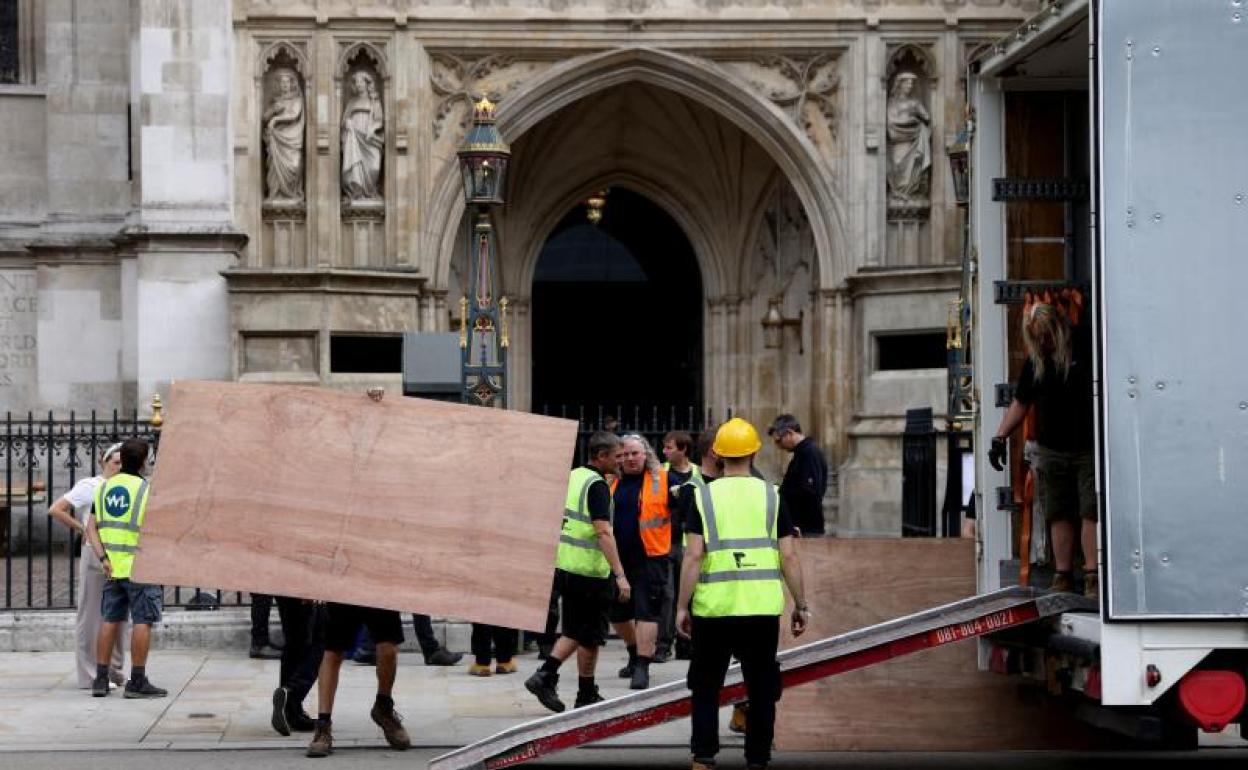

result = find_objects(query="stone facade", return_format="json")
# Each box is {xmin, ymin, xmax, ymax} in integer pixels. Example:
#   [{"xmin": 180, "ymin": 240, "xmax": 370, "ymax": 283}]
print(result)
[{"xmin": 0, "ymin": 0, "xmax": 1039, "ymax": 536}]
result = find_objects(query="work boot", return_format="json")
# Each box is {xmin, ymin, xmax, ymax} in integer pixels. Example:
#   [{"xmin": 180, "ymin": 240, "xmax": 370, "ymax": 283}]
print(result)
[
  {"xmin": 692, "ymin": 759, "xmax": 716, "ymax": 770},
  {"xmin": 306, "ymin": 723, "xmax": 333, "ymax": 758},
  {"xmin": 629, "ymin": 664, "xmax": 650, "ymax": 690},
  {"xmin": 574, "ymin": 685, "xmax": 605, "ymax": 708},
  {"xmin": 370, "ymin": 703, "xmax": 411, "ymax": 750},
  {"xmin": 91, "ymin": 674, "xmax": 109, "ymax": 698},
  {"xmin": 123, "ymin": 678, "xmax": 168, "ymax": 699},
  {"xmin": 618, "ymin": 662, "xmax": 634, "ymax": 679},
  {"xmin": 424, "ymin": 648, "xmax": 462, "ymax": 666},
  {"xmin": 524, "ymin": 670, "xmax": 566, "ymax": 713},
  {"xmin": 271, "ymin": 686, "xmax": 291, "ymax": 736},
  {"xmin": 1084, "ymin": 571, "xmax": 1099, "ymax": 601},
  {"xmin": 495, "ymin": 660, "xmax": 518, "ymax": 674},
  {"xmin": 652, "ymin": 647, "xmax": 671, "ymax": 664},
  {"xmin": 468, "ymin": 662, "xmax": 492, "ymax": 677},
  {"xmin": 1049, "ymin": 571, "xmax": 1074, "ymax": 593},
  {"xmin": 729, "ymin": 703, "xmax": 748, "ymax": 734}
]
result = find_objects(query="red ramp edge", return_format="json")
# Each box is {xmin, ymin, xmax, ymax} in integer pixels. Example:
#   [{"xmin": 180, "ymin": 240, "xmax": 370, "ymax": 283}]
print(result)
[{"xmin": 429, "ymin": 587, "xmax": 1093, "ymax": 770}]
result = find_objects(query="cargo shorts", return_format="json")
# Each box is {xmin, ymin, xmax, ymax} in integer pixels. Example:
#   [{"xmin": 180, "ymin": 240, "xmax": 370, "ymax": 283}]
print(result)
[
  {"xmin": 1035, "ymin": 447, "xmax": 1097, "ymax": 523},
  {"xmin": 101, "ymin": 579, "xmax": 164, "ymax": 624}
]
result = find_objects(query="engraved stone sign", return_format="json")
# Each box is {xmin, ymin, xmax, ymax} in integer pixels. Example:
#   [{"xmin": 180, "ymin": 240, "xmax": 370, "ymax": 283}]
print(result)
[{"xmin": 0, "ymin": 269, "xmax": 37, "ymax": 409}]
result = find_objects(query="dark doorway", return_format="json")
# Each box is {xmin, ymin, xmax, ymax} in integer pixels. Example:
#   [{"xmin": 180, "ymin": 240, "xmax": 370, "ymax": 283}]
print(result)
[{"xmin": 531, "ymin": 187, "xmax": 703, "ymax": 418}]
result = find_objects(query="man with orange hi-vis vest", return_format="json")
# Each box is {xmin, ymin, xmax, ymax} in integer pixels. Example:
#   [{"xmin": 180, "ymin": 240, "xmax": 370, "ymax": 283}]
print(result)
[{"xmin": 609, "ymin": 433, "xmax": 677, "ymax": 691}]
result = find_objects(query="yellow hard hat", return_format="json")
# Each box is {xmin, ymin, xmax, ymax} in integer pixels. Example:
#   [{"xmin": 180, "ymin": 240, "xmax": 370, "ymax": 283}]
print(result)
[{"xmin": 713, "ymin": 417, "xmax": 762, "ymax": 458}]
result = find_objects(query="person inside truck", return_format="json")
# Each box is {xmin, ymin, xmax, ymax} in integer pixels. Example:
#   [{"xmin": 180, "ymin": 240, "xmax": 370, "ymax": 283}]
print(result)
[{"xmin": 989, "ymin": 301, "xmax": 1098, "ymax": 599}]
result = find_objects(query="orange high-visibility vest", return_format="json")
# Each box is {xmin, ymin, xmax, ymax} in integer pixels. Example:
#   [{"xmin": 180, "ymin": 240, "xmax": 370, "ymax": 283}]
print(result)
[{"xmin": 610, "ymin": 469, "xmax": 671, "ymax": 557}]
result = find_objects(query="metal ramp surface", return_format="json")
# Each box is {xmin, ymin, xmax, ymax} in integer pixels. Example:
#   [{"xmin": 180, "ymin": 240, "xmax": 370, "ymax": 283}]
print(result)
[{"xmin": 429, "ymin": 586, "xmax": 1093, "ymax": 769}]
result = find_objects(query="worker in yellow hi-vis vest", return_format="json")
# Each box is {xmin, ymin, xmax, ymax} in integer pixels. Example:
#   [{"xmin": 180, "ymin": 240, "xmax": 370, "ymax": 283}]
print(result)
[
  {"xmin": 84, "ymin": 438, "xmax": 167, "ymax": 699},
  {"xmin": 676, "ymin": 418, "xmax": 810, "ymax": 770}
]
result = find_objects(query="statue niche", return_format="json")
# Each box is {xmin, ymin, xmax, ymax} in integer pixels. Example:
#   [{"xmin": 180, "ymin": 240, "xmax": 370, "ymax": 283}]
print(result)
[
  {"xmin": 885, "ymin": 50, "xmax": 932, "ymax": 217},
  {"xmin": 262, "ymin": 65, "xmax": 306, "ymax": 205},
  {"xmin": 341, "ymin": 66, "xmax": 384, "ymax": 205}
]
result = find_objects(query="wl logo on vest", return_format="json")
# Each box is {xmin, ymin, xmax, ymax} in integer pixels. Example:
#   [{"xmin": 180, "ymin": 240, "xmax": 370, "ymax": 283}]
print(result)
[{"xmin": 104, "ymin": 488, "xmax": 133, "ymax": 518}]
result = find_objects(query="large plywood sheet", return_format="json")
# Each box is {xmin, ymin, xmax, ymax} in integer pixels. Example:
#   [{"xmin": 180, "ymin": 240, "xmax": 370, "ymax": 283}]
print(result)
[
  {"xmin": 131, "ymin": 380, "xmax": 577, "ymax": 631},
  {"xmin": 776, "ymin": 539, "xmax": 1109, "ymax": 750}
]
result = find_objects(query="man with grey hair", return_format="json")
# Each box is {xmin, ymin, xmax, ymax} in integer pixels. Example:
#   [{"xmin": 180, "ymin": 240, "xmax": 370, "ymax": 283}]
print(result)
[{"xmin": 608, "ymin": 434, "xmax": 677, "ymax": 690}]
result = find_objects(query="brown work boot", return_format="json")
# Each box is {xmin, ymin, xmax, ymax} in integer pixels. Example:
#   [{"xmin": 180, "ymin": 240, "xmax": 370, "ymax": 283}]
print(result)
[
  {"xmin": 1049, "ymin": 571, "xmax": 1074, "ymax": 593},
  {"xmin": 468, "ymin": 662, "xmax": 492, "ymax": 677},
  {"xmin": 728, "ymin": 703, "xmax": 748, "ymax": 734},
  {"xmin": 495, "ymin": 660, "xmax": 518, "ymax": 674},
  {"xmin": 692, "ymin": 760, "xmax": 716, "ymax": 770},
  {"xmin": 306, "ymin": 722, "xmax": 333, "ymax": 758},
  {"xmin": 1084, "ymin": 571, "xmax": 1099, "ymax": 601},
  {"xmin": 370, "ymin": 702, "xmax": 411, "ymax": 750}
]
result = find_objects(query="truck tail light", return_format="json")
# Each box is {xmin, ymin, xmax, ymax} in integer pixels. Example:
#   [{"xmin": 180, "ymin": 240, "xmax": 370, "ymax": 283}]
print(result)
[{"xmin": 1177, "ymin": 670, "xmax": 1246, "ymax": 733}]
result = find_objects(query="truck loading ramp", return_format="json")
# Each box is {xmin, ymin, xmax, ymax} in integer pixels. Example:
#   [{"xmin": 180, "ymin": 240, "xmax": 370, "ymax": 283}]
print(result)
[{"xmin": 430, "ymin": 586, "xmax": 1094, "ymax": 769}]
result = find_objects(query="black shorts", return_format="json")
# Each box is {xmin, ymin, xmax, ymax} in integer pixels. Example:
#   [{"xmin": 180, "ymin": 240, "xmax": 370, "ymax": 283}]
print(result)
[
  {"xmin": 609, "ymin": 556, "xmax": 668, "ymax": 624},
  {"xmin": 323, "ymin": 603, "xmax": 404, "ymax": 653},
  {"xmin": 556, "ymin": 570, "xmax": 612, "ymax": 648}
]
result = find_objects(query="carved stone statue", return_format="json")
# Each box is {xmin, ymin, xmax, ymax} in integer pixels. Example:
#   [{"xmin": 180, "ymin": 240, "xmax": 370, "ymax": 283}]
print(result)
[
  {"xmin": 263, "ymin": 68, "xmax": 305, "ymax": 203},
  {"xmin": 886, "ymin": 71, "xmax": 932, "ymax": 205},
  {"xmin": 341, "ymin": 70, "xmax": 385, "ymax": 203}
]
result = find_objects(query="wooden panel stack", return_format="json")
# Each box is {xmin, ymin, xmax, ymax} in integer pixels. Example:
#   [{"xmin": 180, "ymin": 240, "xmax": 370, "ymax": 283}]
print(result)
[
  {"xmin": 131, "ymin": 380, "xmax": 577, "ymax": 631},
  {"xmin": 776, "ymin": 538, "xmax": 1108, "ymax": 750}
]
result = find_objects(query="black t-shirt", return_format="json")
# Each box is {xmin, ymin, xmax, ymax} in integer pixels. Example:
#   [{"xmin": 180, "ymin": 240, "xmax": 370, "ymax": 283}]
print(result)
[
  {"xmin": 667, "ymin": 466, "xmax": 694, "ymax": 488},
  {"xmin": 582, "ymin": 466, "xmax": 612, "ymax": 522},
  {"xmin": 1013, "ymin": 327, "xmax": 1095, "ymax": 452},
  {"xmin": 681, "ymin": 477, "xmax": 795, "ymax": 539},
  {"xmin": 780, "ymin": 437, "xmax": 828, "ymax": 535}
]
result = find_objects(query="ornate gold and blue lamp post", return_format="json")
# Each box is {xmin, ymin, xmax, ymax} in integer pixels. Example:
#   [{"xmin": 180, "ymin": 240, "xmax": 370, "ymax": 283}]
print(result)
[{"xmin": 456, "ymin": 97, "xmax": 512, "ymax": 408}]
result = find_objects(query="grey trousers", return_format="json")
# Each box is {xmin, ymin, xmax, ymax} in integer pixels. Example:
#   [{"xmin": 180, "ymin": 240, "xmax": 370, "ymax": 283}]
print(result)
[{"xmin": 76, "ymin": 544, "xmax": 130, "ymax": 688}]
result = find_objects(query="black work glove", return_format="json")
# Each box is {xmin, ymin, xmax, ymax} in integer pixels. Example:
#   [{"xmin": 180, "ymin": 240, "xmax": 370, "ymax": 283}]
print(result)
[{"xmin": 988, "ymin": 436, "xmax": 1008, "ymax": 472}]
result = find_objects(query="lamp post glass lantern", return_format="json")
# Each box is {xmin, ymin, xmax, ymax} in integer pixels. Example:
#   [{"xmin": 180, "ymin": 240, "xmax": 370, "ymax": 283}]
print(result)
[
  {"xmin": 457, "ymin": 96, "xmax": 512, "ymax": 408},
  {"xmin": 946, "ymin": 127, "xmax": 971, "ymax": 207}
]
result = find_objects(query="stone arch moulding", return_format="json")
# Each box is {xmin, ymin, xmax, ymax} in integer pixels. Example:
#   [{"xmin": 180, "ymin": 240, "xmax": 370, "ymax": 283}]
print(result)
[
  {"xmin": 513, "ymin": 172, "xmax": 728, "ymax": 301},
  {"xmin": 429, "ymin": 46, "xmax": 851, "ymax": 295},
  {"xmin": 885, "ymin": 43, "xmax": 935, "ymax": 87},
  {"xmin": 337, "ymin": 41, "xmax": 388, "ymax": 81},
  {"xmin": 259, "ymin": 40, "xmax": 310, "ymax": 79}
]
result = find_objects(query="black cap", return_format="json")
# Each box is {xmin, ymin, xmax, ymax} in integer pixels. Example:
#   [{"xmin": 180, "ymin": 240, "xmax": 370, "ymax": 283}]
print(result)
[{"xmin": 767, "ymin": 414, "xmax": 802, "ymax": 436}]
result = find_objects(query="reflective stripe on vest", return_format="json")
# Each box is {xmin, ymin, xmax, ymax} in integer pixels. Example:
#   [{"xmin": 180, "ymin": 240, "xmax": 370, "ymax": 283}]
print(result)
[
  {"xmin": 609, "ymin": 468, "xmax": 671, "ymax": 557},
  {"xmin": 555, "ymin": 467, "xmax": 612, "ymax": 579},
  {"xmin": 691, "ymin": 476, "xmax": 783, "ymax": 618},
  {"xmin": 93, "ymin": 473, "xmax": 150, "ymax": 581}
]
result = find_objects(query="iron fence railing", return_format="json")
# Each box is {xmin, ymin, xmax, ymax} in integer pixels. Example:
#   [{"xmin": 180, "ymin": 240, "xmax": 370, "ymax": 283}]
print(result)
[
  {"xmin": 1, "ymin": 408, "xmax": 249, "ymax": 611},
  {"xmin": 538, "ymin": 403, "xmax": 732, "ymax": 466}
]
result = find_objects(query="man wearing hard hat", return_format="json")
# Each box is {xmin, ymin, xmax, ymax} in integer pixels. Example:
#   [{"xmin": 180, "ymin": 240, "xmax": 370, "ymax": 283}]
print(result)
[{"xmin": 676, "ymin": 418, "xmax": 811, "ymax": 770}]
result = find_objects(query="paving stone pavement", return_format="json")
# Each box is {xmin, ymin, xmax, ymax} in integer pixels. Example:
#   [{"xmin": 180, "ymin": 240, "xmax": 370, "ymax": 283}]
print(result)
[{"xmin": 0, "ymin": 645, "xmax": 714, "ymax": 753}]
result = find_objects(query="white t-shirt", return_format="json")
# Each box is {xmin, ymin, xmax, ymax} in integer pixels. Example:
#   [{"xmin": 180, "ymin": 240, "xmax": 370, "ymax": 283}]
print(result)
[{"xmin": 60, "ymin": 476, "xmax": 105, "ymax": 525}]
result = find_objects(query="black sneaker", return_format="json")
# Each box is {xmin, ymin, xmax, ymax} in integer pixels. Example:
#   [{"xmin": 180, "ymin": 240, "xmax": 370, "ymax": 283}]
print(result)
[
  {"xmin": 574, "ymin": 685, "xmax": 605, "ymax": 708},
  {"xmin": 629, "ymin": 665, "xmax": 650, "ymax": 690},
  {"xmin": 123, "ymin": 678, "xmax": 168, "ymax": 699},
  {"xmin": 271, "ymin": 686, "xmax": 291, "ymax": 736},
  {"xmin": 288, "ymin": 709, "xmax": 316, "ymax": 732},
  {"xmin": 249, "ymin": 644, "xmax": 282, "ymax": 660},
  {"xmin": 618, "ymin": 662, "xmax": 634, "ymax": 679},
  {"xmin": 424, "ymin": 648, "xmax": 463, "ymax": 666},
  {"xmin": 524, "ymin": 670, "xmax": 566, "ymax": 713},
  {"xmin": 91, "ymin": 674, "xmax": 109, "ymax": 698},
  {"xmin": 652, "ymin": 647, "xmax": 671, "ymax": 664}
]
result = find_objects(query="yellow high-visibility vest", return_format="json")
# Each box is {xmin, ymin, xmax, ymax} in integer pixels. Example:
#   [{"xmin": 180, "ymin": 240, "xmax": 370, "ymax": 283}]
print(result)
[
  {"xmin": 93, "ymin": 472, "xmax": 150, "ymax": 581},
  {"xmin": 691, "ymin": 476, "xmax": 783, "ymax": 617}
]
